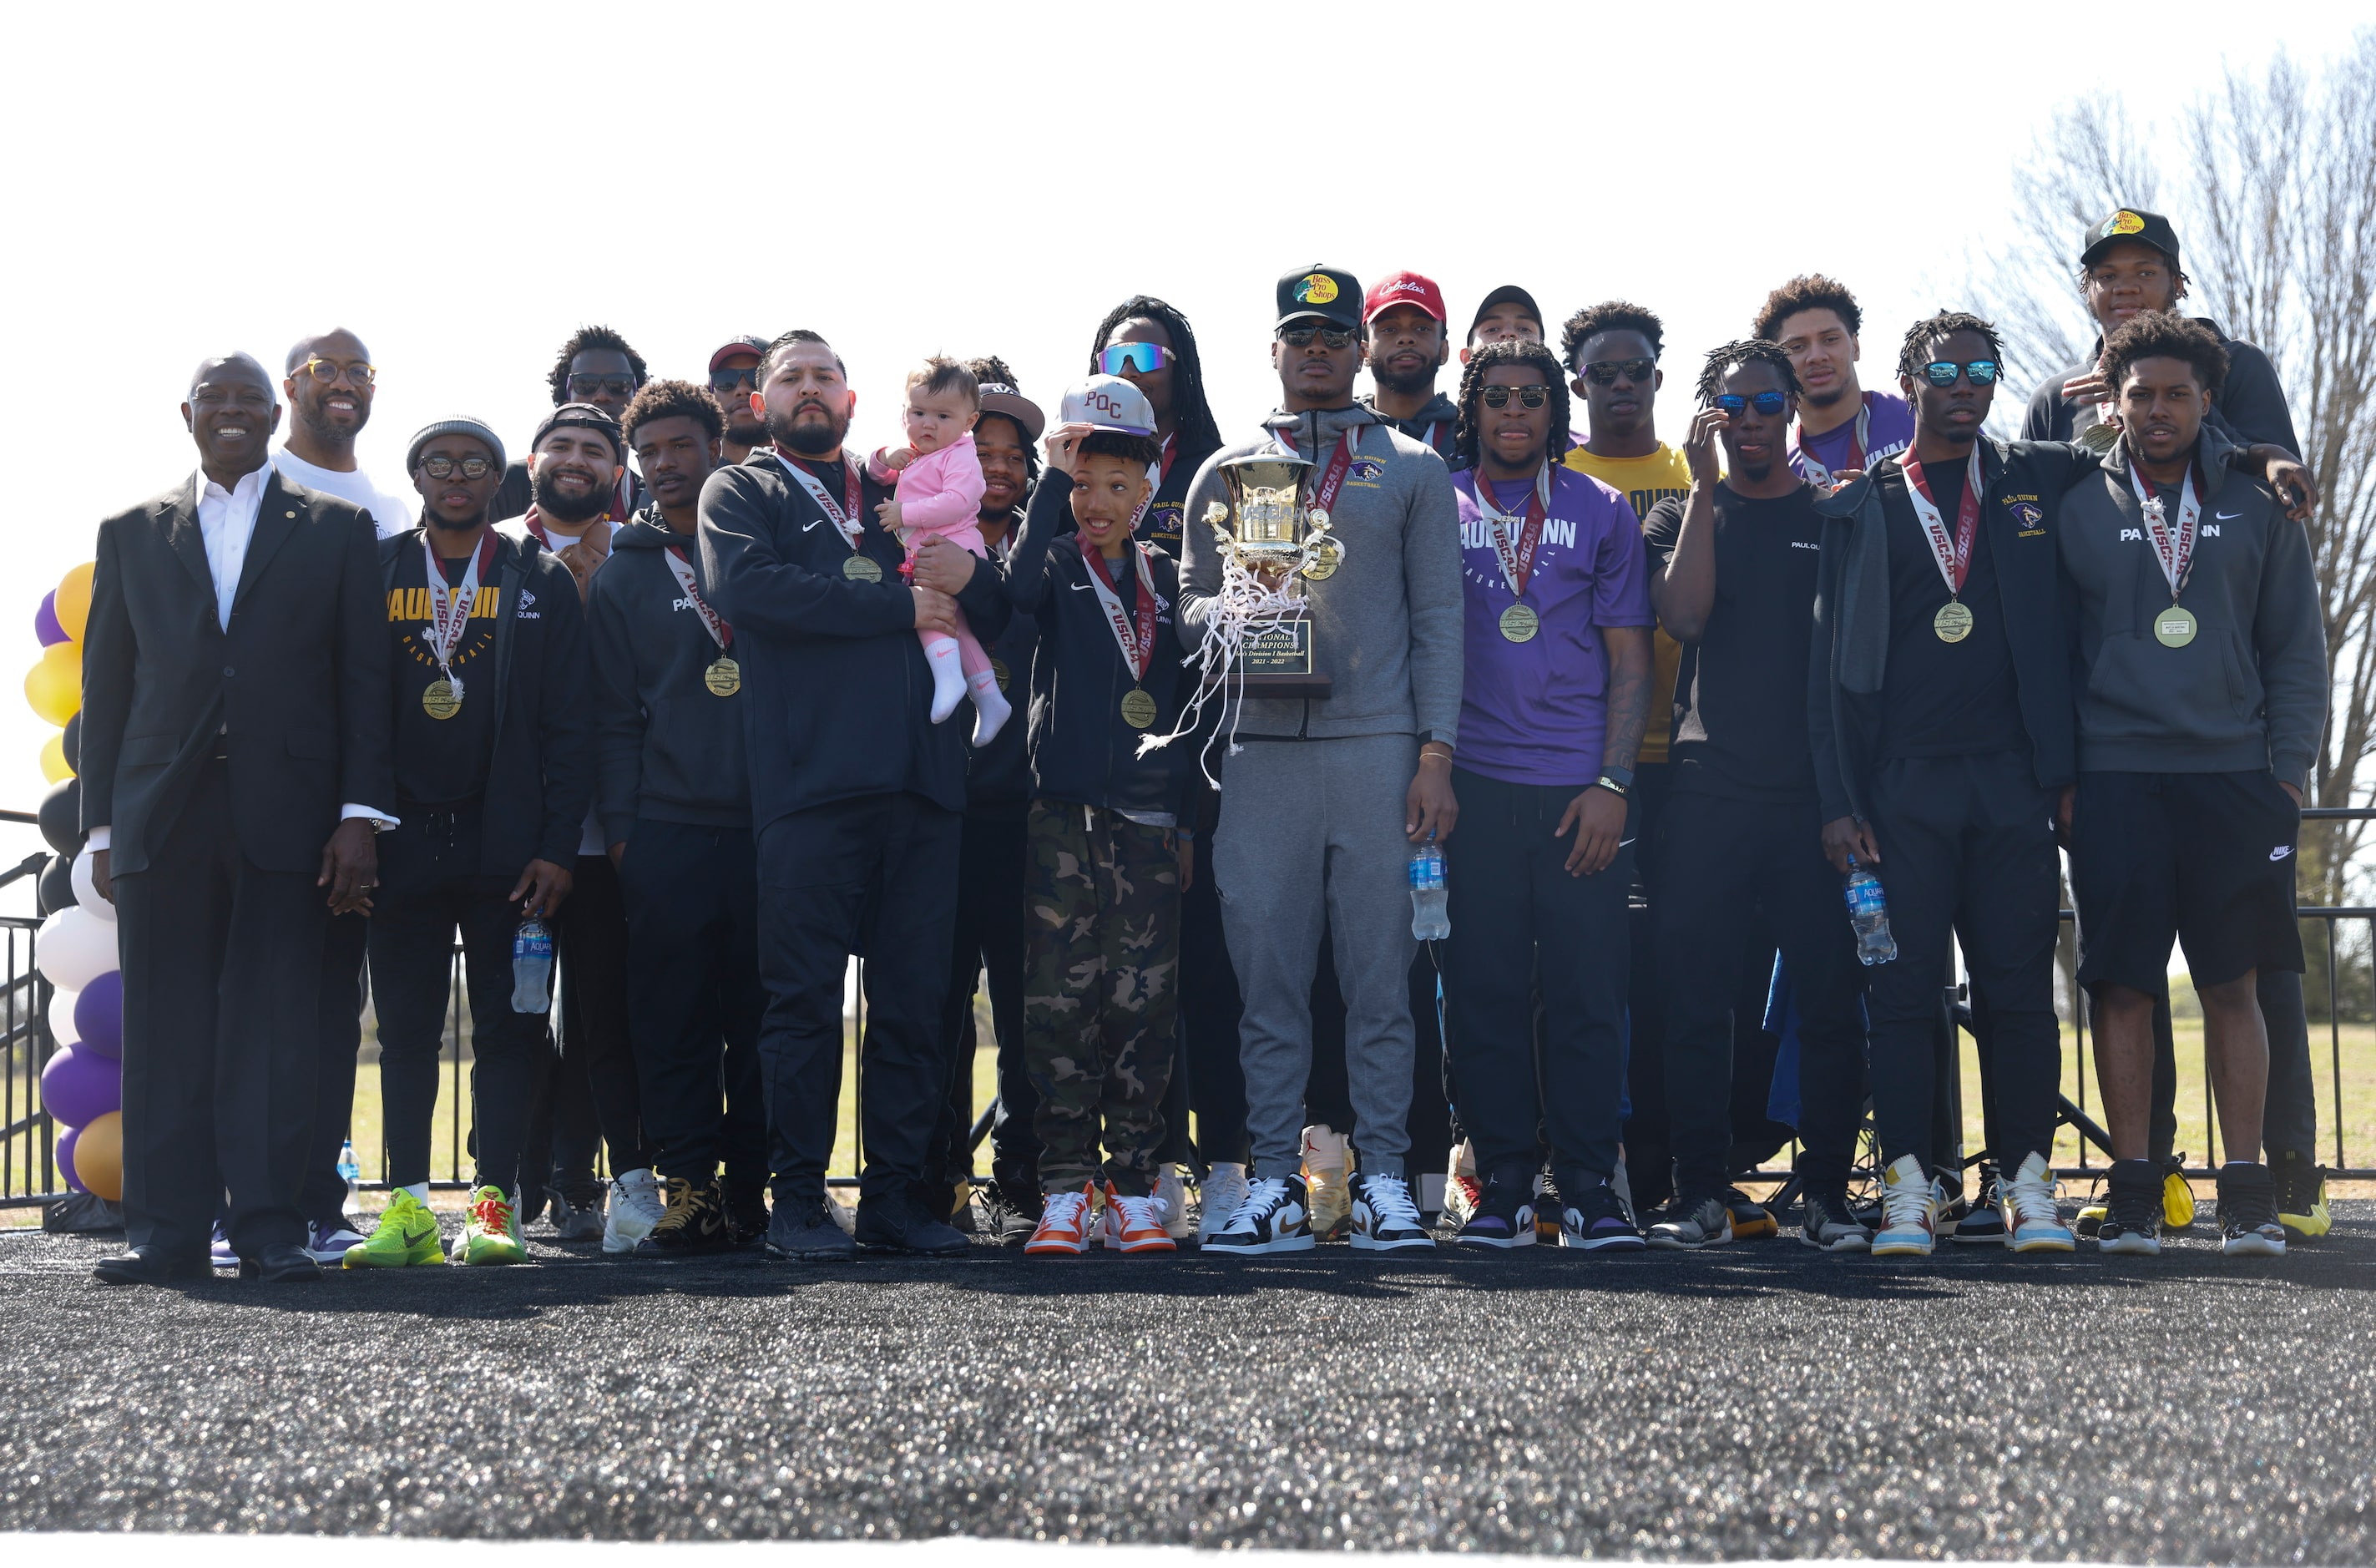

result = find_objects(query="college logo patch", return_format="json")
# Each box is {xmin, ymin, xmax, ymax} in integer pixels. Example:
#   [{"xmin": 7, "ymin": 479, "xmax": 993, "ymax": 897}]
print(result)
[
  {"xmin": 2103, "ymin": 210, "xmax": 2146, "ymax": 238},
  {"xmin": 1295, "ymin": 274, "xmax": 1338, "ymax": 305},
  {"xmin": 2012, "ymin": 502, "xmax": 2044, "ymax": 528},
  {"xmin": 1347, "ymin": 458, "xmax": 1386, "ymax": 483}
]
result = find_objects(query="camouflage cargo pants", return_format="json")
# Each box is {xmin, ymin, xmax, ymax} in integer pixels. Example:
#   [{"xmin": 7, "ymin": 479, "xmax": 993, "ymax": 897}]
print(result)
[{"xmin": 1024, "ymin": 799, "xmax": 1180, "ymax": 1196}]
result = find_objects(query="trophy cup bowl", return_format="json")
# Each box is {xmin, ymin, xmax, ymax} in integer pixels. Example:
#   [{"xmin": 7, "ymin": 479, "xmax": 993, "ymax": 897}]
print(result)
[{"xmin": 1209, "ymin": 450, "xmax": 1334, "ymax": 701}]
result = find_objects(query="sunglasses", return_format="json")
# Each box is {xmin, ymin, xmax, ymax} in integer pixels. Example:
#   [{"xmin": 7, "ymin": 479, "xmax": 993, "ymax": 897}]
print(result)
[
  {"xmin": 1480, "ymin": 384, "xmax": 1550, "ymax": 410},
  {"xmin": 297, "ymin": 357, "xmax": 377, "ymax": 387},
  {"xmin": 418, "ymin": 455, "xmax": 494, "ymax": 479},
  {"xmin": 1099, "ymin": 342, "xmax": 1176, "ymax": 376},
  {"xmin": 1582, "ymin": 357, "xmax": 1656, "ymax": 384},
  {"xmin": 1921, "ymin": 359, "xmax": 2000, "ymax": 387},
  {"xmin": 710, "ymin": 367, "xmax": 758, "ymax": 393},
  {"xmin": 1278, "ymin": 325, "xmax": 1358, "ymax": 349},
  {"xmin": 1715, "ymin": 391, "xmax": 1788, "ymax": 416},
  {"xmin": 566, "ymin": 373, "xmax": 639, "ymax": 399}
]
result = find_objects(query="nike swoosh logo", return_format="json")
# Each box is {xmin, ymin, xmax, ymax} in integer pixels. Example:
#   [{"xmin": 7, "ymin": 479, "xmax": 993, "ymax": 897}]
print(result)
[
  {"xmin": 1069, "ymin": 582, "xmax": 1093, "ymax": 591},
  {"xmin": 2216, "ymin": 511, "xmax": 2242, "ymax": 520},
  {"xmin": 802, "ymin": 519, "xmax": 822, "ymax": 532},
  {"xmin": 2272, "ymin": 845, "xmax": 2295, "ymax": 861}
]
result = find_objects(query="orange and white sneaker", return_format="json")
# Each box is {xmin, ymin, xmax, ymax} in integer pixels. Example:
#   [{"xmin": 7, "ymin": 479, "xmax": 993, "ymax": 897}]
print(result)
[
  {"xmin": 1105, "ymin": 1183, "xmax": 1177, "ymax": 1252},
  {"xmin": 1025, "ymin": 1185, "xmax": 1097, "ymax": 1256}
]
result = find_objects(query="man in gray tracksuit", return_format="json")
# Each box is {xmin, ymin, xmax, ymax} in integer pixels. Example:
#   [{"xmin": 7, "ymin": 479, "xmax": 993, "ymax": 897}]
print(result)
[{"xmin": 1180, "ymin": 263, "xmax": 1464, "ymax": 1255}]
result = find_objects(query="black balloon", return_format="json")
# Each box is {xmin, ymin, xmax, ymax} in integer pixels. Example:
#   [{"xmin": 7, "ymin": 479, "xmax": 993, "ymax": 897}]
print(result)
[
  {"xmin": 61, "ymin": 711, "xmax": 79, "ymax": 773},
  {"xmin": 36, "ymin": 854, "xmax": 72, "ymax": 917},
  {"xmin": 37, "ymin": 777, "xmax": 82, "ymax": 857}
]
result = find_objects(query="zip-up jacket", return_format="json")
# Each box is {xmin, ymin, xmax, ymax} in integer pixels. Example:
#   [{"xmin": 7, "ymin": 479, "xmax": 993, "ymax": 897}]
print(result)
[
  {"xmin": 698, "ymin": 450, "xmax": 1013, "ymax": 827},
  {"xmin": 2058, "ymin": 426, "xmax": 2326, "ymax": 789},
  {"xmin": 377, "ymin": 527, "xmax": 592, "ymax": 873},
  {"xmin": 963, "ymin": 521, "xmax": 1038, "ymax": 819},
  {"xmin": 586, "ymin": 512, "xmax": 750, "ymax": 845},
  {"xmin": 1177, "ymin": 403, "xmax": 1463, "ymax": 746},
  {"xmin": 1009, "ymin": 471, "xmax": 1196, "ymax": 822},
  {"xmin": 1359, "ymin": 391, "xmax": 1461, "ymax": 464}
]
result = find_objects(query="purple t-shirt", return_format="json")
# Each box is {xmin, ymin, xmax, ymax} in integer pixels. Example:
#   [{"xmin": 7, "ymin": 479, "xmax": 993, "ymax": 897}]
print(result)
[
  {"xmin": 1453, "ymin": 467, "xmax": 1655, "ymax": 787},
  {"xmin": 1789, "ymin": 390, "xmax": 1913, "ymax": 483}
]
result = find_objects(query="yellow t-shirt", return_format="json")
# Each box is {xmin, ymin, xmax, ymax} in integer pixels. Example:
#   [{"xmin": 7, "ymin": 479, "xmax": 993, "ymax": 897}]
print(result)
[{"xmin": 1563, "ymin": 443, "xmax": 1696, "ymax": 765}]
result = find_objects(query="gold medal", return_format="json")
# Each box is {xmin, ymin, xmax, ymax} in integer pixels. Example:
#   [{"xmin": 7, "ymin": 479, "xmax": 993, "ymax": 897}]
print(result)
[
  {"xmin": 1302, "ymin": 534, "xmax": 1343, "ymax": 581},
  {"xmin": 1934, "ymin": 600, "xmax": 1974, "ymax": 643},
  {"xmin": 1499, "ymin": 604, "xmax": 1539, "ymax": 644},
  {"xmin": 992, "ymin": 657, "xmax": 1011, "ymax": 694},
  {"xmin": 1120, "ymin": 687, "xmax": 1158, "ymax": 730},
  {"xmin": 2155, "ymin": 603, "xmax": 2198, "ymax": 648},
  {"xmin": 704, "ymin": 656, "xmax": 741, "ymax": 696},
  {"xmin": 422, "ymin": 678, "xmax": 461, "ymax": 720},
  {"xmin": 842, "ymin": 554, "xmax": 882, "ymax": 583}
]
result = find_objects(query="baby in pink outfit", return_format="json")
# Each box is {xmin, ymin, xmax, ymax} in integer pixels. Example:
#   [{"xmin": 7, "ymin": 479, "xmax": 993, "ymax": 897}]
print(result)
[{"xmin": 869, "ymin": 357, "xmax": 1009, "ymax": 745}]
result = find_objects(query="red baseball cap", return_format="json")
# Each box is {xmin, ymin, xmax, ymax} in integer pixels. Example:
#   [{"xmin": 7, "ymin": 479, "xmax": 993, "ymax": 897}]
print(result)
[{"xmin": 1363, "ymin": 271, "xmax": 1447, "ymax": 326}]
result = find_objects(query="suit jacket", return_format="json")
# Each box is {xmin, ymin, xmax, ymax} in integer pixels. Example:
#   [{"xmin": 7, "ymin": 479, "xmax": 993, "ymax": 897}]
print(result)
[{"xmin": 80, "ymin": 467, "xmax": 393, "ymax": 877}]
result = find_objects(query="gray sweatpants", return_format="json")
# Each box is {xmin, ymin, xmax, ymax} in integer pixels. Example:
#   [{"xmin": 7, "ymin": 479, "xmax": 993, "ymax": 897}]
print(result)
[{"xmin": 1212, "ymin": 731, "xmax": 1420, "ymax": 1181}]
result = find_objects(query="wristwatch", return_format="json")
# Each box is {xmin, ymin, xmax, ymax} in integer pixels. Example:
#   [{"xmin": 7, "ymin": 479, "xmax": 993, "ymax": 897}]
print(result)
[{"xmin": 1593, "ymin": 764, "xmax": 1634, "ymax": 798}]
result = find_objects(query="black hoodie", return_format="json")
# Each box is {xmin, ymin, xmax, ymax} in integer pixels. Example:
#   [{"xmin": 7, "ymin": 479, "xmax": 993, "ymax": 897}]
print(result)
[
  {"xmin": 1361, "ymin": 390, "xmax": 1461, "ymax": 465},
  {"xmin": 587, "ymin": 511, "xmax": 750, "ymax": 845}
]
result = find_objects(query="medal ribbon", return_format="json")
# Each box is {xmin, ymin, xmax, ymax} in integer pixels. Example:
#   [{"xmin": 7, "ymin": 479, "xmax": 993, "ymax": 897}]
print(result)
[
  {"xmin": 422, "ymin": 533, "xmax": 496, "ymax": 696},
  {"xmin": 2128, "ymin": 460, "xmax": 2201, "ymax": 600},
  {"xmin": 1472, "ymin": 463, "xmax": 1553, "ymax": 599},
  {"xmin": 1898, "ymin": 444, "xmax": 1984, "ymax": 599},
  {"xmin": 1130, "ymin": 433, "xmax": 1178, "ymax": 534},
  {"xmin": 661, "ymin": 545, "xmax": 732, "ymax": 653},
  {"xmin": 1081, "ymin": 541, "xmax": 1159, "ymax": 682},
  {"xmin": 1793, "ymin": 398, "xmax": 1870, "ymax": 489},
  {"xmin": 1300, "ymin": 427, "xmax": 1359, "ymax": 517},
  {"xmin": 776, "ymin": 450, "xmax": 864, "ymax": 548}
]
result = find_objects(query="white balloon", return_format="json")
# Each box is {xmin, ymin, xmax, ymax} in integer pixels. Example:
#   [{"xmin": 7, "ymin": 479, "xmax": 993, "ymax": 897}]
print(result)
[
  {"xmin": 71, "ymin": 847, "xmax": 114, "ymax": 924},
  {"xmin": 36, "ymin": 906, "xmax": 119, "ymax": 993},
  {"xmin": 47, "ymin": 984, "xmax": 80, "ymax": 1049}
]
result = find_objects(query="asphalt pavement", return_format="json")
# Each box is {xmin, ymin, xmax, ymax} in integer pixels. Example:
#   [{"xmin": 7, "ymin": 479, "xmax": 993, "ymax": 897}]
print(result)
[{"xmin": 2, "ymin": 1204, "xmax": 2371, "ymax": 1561}]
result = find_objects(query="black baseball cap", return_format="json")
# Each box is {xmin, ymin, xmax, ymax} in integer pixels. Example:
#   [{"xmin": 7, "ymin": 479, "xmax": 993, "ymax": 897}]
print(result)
[
  {"xmin": 532, "ymin": 401, "xmax": 623, "ymax": 462},
  {"xmin": 2080, "ymin": 208, "xmax": 2181, "ymax": 269},
  {"xmin": 1276, "ymin": 264, "xmax": 1362, "ymax": 331},
  {"xmin": 1468, "ymin": 283, "xmax": 1544, "ymax": 343}
]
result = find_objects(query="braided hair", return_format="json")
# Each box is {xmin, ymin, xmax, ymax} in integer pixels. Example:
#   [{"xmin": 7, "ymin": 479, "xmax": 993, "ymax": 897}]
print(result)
[
  {"xmin": 1693, "ymin": 338, "xmax": 1802, "ymax": 406},
  {"xmin": 963, "ymin": 355, "xmax": 1039, "ymax": 488},
  {"xmin": 545, "ymin": 324, "xmax": 647, "ymax": 406},
  {"xmin": 1896, "ymin": 311, "xmax": 2004, "ymax": 382},
  {"xmin": 1452, "ymin": 339, "xmax": 1571, "ymax": 473},
  {"xmin": 1088, "ymin": 296, "xmax": 1224, "ymax": 456}
]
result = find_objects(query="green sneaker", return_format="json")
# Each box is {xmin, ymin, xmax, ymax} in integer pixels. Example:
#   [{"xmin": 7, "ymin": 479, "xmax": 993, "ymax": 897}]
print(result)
[
  {"xmin": 343, "ymin": 1188, "xmax": 445, "ymax": 1268},
  {"xmin": 458, "ymin": 1185, "xmax": 527, "ymax": 1266}
]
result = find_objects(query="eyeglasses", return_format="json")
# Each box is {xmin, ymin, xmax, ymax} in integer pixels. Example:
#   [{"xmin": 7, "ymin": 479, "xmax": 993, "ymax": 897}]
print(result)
[
  {"xmin": 1278, "ymin": 325, "xmax": 1357, "ymax": 349},
  {"xmin": 566, "ymin": 373, "xmax": 639, "ymax": 399},
  {"xmin": 297, "ymin": 357, "xmax": 377, "ymax": 387},
  {"xmin": 417, "ymin": 455, "xmax": 494, "ymax": 479},
  {"xmin": 1582, "ymin": 357, "xmax": 1656, "ymax": 384},
  {"xmin": 1480, "ymin": 384, "xmax": 1550, "ymax": 410},
  {"xmin": 710, "ymin": 367, "xmax": 758, "ymax": 393},
  {"xmin": 1921, "ymin": 359, "xmax": 2000, "ymax": 387},
  {"xmin": 1715, "ymin": 391, "xmax": 1789, "ymax": 416},
  {"xmin": 1099, "ymin": 342, "xmax": 1176, "ymax": 376}
]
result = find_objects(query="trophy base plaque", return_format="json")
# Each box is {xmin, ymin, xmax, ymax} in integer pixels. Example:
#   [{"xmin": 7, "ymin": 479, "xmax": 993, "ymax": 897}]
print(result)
[{"xmin": 1239, "ymin": 620, "xmax": 1332, "ymax": 701}]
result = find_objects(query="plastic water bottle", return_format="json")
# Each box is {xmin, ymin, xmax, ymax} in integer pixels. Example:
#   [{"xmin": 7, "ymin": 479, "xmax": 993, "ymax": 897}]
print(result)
[
  {"xmin": 1409, "ymin": 842, "xmax": 1449, "ymax": 941},
  {"xmin": 336, "ymin": 1139, "xmax": 361, "ymax": 1211},
  {"xmin": 1845, "ymin": 855, "xmax": 1897, "ymax": 966},
  {"xmin": 511, "ymin": 918, "xmax": 554, "ymax": 1013}
]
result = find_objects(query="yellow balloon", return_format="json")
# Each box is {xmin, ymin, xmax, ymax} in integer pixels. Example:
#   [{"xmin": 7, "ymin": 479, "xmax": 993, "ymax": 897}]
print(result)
[
  {"xmin": 54, "ymin": 562, "xmax": 94, "ymax": 643},
  {"xmin": 23, "ymin": 642, "xmax": 78, "ymax": 728},
  {"xmin": 74, "ymin": 1110, "xmax": 122, "ymax": 1201},
  {"xmin": 38, "ymin": 731, "xmax": 69, "ymax": 782}
]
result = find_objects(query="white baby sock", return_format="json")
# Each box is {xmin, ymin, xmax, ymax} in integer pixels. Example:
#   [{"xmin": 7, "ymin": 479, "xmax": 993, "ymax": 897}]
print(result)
[
  {"xmin": 968, "ymin": 668, "xmax": 1011, "ymax": 746},
  {"xmin": 926, "ymin": 636, "xmax": 966, "ymax": 722}
]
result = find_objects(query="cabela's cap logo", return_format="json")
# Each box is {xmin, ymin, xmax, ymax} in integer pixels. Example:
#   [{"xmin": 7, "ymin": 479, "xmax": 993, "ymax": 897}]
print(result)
[
  {"xmin": 1296, "ymin": 274, "xmax": 1339, "ymax": 305},
  {"xmin": 2102, "ymin": 210, "xmax": 2146, "ymax": 238}
]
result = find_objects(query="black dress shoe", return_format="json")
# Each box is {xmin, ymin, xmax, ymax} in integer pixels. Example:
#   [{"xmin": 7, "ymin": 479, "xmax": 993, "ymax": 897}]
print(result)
[
  {"xmin": 238, "ymin": 1242, "xmax": 322, "ymax": 1282},
  {"xmin": 92, "ymin": 1248, "xmax": 211, "ymax": 1287}
]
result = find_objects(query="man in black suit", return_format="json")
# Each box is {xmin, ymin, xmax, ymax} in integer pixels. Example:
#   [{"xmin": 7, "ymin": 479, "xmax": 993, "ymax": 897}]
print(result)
[{"xmin": 81, "ymin": 352, "xmax": 392, "ymax": 1285}]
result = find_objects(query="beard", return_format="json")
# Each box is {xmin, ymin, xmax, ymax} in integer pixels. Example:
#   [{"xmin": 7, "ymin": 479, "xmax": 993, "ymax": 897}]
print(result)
[
  {"xmin": 297, "ymin": 395, "xmax": 366, "ymax": 444},
  {"xmin": 766, "ymin": 400, "xmax": 847, "ymax": 457},
  {"xmin": 1373, "ymin": 362, "xmax": 1437, "ymax": 398},
  {"xmin": 531, "ymin": 463, "xmax": 611, "ymax": 524}
]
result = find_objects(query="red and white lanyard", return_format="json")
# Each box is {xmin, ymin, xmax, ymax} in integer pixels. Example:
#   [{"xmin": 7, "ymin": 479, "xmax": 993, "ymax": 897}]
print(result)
[
  {"xmin": 1472, "ymin": 462, "xmax": 1553, "ymax": 599},
  {"xmin": 661, "ymin": 545, "xmax": 732, "ymax": 653},
  {"xmin": 1081, "ymin": 541, "xmax": 1160, "ymax": 680},
  {"xmin": 1793, "ymin": 398, "xmax": 1870, "ymax": 490},
  {"xmin": 1130, "ymin": 434, "xmax": 1178, "ymax": 533},
  {"xmin": 422, "ymin": 533, "xmax": 497, "ymax": 699},
  {"xmin": 1300, "ymin": 427, "xmax": 1359, "ymax": 515},
  {"xmin": 2129, "ymin": 460, "xmax": 2202, "ymax": 599},
  {"xmin": 1899, "ymin": 445, "xmax": 1983, "ymax": 598},
  {"xmin": 776, "ymin": 450, "xmax": 864, "ymax": 548}
]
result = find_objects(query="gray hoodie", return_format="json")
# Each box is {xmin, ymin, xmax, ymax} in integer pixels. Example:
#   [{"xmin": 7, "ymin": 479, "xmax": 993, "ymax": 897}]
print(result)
[
  {"xmin": 1179, "ymin": 403, "xmax": 1463, "ymax": 744},
  {"xmin": 2058, "ymin": 426, "xmax": 2325, "ymax": 790}
]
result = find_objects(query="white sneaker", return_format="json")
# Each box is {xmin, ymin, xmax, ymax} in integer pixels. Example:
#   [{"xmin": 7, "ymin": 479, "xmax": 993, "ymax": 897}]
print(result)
[
  {"xmin": 306, "ymin": 1220, "xmax": 370, "ymax": 1264},
  {"xmin": 1155, "ymin": 1165, "xmax": 1192, "ymax": 1240},
  {"xmin": 1301, "ymin": 1125, "xmax": 1352, "ymax": 1241},
  {"xmin": 2002, "ymin": 1151, "xmax": 2075, "ymax": 1252},
  {"xmin": 1198, "ymin": 1162, "xmax": 1250, "ymax": 1242},
  {"xmin": 1873, "ymin": 1155, "xmax": 1939, "ymax": 1257},
  {"xmin": 602, "ymin": 1169, "xmax": 666, "ymax": 1254},
  {"xmin": 1350, "ymin": 1170, "xmax": 1434, "ymax": 1252},
  {"xmin": 1443, "ymin": 1139, "xmax": 1481, "ymax": 1227},
  {"xmin": 1931, "ymin": 1172, "xmax": 1967, "ymax": 1239}
]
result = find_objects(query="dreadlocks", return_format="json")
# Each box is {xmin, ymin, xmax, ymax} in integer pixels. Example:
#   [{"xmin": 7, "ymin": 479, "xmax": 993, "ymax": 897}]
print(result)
[
  {"xmin": 963, "ymin": 355, "xmax": 1040, "ymax": 488},
  {"xmin": 1693, "ymin": 339, "xmax": 1802, "ymax": 407},
  {"xmin": 1452, "ymin": 339, "xmax": 1571, "ymax": 473},
  {"xmin": 1088, "ymin": 296, "xmax": 1224, "ymax": 456},
  {"xmin": 1897, "ymin": 311, "xmax": 2004, "ymax": 382},
  {"xmin": 545, "ymin": 324, "xmax": 647, "ymax": 407}
]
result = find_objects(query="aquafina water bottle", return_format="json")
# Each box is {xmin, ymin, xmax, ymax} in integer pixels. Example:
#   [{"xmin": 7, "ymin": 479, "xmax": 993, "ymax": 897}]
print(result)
[
  {"xmin": 511, "ymin": 918, "xmax": 554, "ymax": 1012},
  {"xmin": 1844, "ymin": 854, "xmax": 1897, "ymax": 966},
  {"xmin": 336, "ymin": 1138, "xmax": 361, "ymax": 1211},
  {"xmin": 1409, "ymin": 842, "xmax": 1449, "ymax": 942}
]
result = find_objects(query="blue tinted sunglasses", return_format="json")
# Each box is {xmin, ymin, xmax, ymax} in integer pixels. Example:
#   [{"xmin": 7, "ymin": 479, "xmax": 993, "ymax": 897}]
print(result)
[
  {"xmin": 1099, "ymin": 342, "xmax": 1176, "ymax": 376},
  {"xmin": 1715, "ymin": 391, "xmax": 1787, "ymax": 416}
]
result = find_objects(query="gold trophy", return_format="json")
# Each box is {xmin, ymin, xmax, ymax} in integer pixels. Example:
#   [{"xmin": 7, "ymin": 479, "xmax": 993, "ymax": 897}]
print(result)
[{"xmin": 1201, "ymin": 450, "xmax": 1342, "ymax": 700}]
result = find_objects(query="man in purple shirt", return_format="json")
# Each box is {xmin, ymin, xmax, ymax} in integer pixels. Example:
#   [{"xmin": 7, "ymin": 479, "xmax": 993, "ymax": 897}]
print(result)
[
  {"xmin": 1754, "ymin": 276, "xmax": 1914, "ymax": 491},
  {"xmin": 1437, "ymin": 339, "xmax": 1653, "ymax": 1252}
]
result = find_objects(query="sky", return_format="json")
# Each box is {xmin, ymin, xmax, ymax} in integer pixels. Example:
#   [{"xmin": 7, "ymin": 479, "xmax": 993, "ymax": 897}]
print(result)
[{"xmin": 0, "ymin": 0, "xmax": 2362, "ymax": 895}]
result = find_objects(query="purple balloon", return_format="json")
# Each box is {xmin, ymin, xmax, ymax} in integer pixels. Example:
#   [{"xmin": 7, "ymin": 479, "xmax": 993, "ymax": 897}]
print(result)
[
  {"xmin": 57, "ymin": 1122, "xmax": 82, "ymax": 1193},
  {"xmin": 73, "ymin": 971, "xmax": 121, "ymax": 1060},
  {"xmin": 33, "ymin": 591, "xmax": 66, "ymax": 648},
  {"xmin": 41, "ymin": 1044, "xmax": 119, "ymax": 1130}
]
